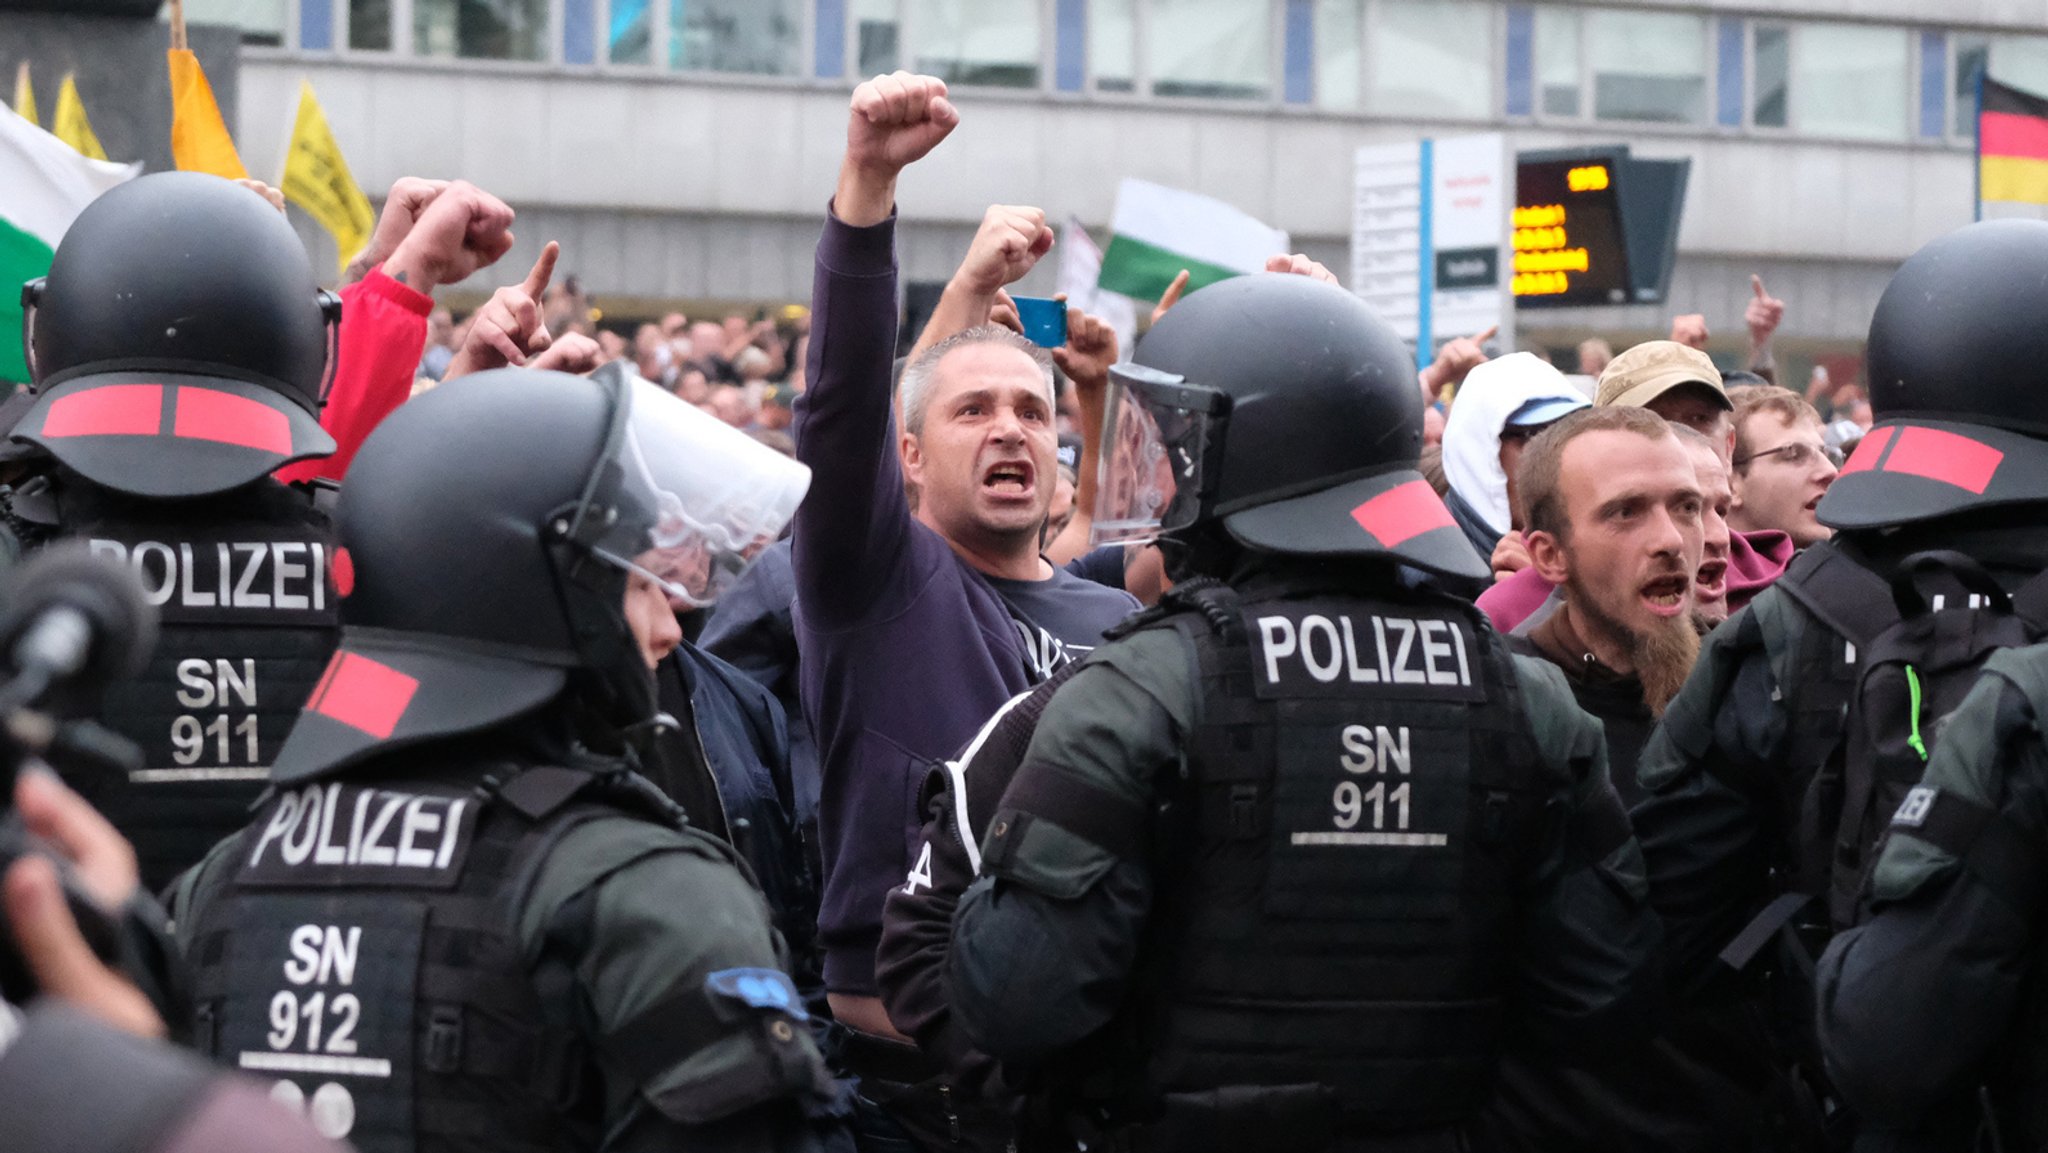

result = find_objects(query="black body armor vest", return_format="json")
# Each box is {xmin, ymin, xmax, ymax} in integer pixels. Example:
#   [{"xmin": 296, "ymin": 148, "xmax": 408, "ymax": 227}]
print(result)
[
  {"xmin": 1090, "ymin": 583, "xmax": 1555, "ymax": 1143},
  {"xmin": 26, "ymin": 475, "xmax": 342, "ymax": 892},
  {"xmin": 183, "ymin": 764, "xmax": 678, "ymax": 1152}
]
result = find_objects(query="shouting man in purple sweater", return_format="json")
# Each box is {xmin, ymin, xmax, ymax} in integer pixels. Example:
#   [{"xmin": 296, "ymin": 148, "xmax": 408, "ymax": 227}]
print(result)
[{"xmin": 791, "ymin": 72, "xmax": 1138, "ymax": 1145}]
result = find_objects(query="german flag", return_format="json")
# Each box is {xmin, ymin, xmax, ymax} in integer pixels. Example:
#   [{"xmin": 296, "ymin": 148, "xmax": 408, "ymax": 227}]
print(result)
[{"xmin": 1980, "ymin": 78, "xmax": 2048, "ymax": 206}]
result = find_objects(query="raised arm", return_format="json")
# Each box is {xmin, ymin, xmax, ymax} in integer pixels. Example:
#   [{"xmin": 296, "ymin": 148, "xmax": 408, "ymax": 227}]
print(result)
[
  {"xmin": 277, "ymin": 179, "xmax": 516, "ymax": 484},
  {"xmin": 791, "ymin": 73, "xmax": 958, "ymax": 625},
  {"xmin": 906, "ymin": 204, "xmax": 1054, "ymax": 363},
  {"xmin": 1044, "ymin": 305, "xmax": 1116, "ymax": 566}
]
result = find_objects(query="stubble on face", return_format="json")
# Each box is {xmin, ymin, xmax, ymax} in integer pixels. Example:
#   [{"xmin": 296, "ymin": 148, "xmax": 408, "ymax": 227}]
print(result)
[{"xmin": 1566, "ymin": 573, "xmax": 1702, "ymax": 717}]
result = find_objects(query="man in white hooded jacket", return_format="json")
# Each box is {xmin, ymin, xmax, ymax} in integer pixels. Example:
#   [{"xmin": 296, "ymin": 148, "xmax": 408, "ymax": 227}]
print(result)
[{"xmin": 1441, "ymin": 352, "xmax": 1591, "ymax": 560}]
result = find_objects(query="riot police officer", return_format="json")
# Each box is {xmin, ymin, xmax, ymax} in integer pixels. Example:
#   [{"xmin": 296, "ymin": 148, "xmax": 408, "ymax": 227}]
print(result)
[
  {"xmin": 1634, "ymin": 218, "xmax": 2048, "ymax": 1145},
  {"xmin": 167, "ymin": 367, "xmax": 848, "ymax": 1152},
  {"xmin": 7, "ymin": 172, "xmax": 346, "ymax": 893},
  {"xmin": 1816, "ymin": 638, "xmax": 2048, "ymax": 1151},
  {"xmin": 945, "ymin": 274, "xmax": 1661, "ymax": 1153}
]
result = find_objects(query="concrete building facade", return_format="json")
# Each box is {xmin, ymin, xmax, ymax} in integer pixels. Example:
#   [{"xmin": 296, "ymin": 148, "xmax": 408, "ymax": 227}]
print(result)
[{"xmin": 32, "ymin": 1, "xmax": 2048, "ymax": 375}]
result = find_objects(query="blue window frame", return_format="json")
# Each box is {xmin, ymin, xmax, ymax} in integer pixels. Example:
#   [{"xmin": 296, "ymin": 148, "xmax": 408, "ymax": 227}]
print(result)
[
  {"xmin": 816, "ymin": 0, "xmax": 848, "ymax": 78},
  {"xmin": 563, "ymin": 0, "xmax": 596, "ymax": 64},
  {"xmin": 1715, "ymin": 17, "xmax": 1744, "ymax": 127},
  {"xmin": 1283, "ymin": 0, "xmax": 1313, "ymax": 104},
  {"xmin": 1055, "ymin": 0, "xmax": 1086, "ymax": 92},
  {"xmin": 1920, "ymin": 30, "xmax": 1948, "ymax": 138},
  {"xmin": 1504, "ymin": 5, "xmax": 1533, "ymax": 117},
  {"xmin": 302, "ymin": 0, "xmax": 335, "ymax": 50}
]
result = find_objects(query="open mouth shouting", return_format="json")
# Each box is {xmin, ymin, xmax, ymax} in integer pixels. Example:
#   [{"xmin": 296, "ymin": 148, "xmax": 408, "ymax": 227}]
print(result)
[
  {"xmin": 981, "ymin": 459, "xmax": 1037, "ymax": 502},
  {"xmin": 1694, "ymin": 557, "xmax": 1728, "ymax": 605},
  {"xmin": 1640, "ymin": 571, "xmax": 1692, "ymax": 618}
]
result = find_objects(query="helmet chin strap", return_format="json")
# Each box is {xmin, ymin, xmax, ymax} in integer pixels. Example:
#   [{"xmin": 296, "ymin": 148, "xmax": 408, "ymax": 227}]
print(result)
[{"xmin": 1160, "ymin": 523, "xmax": 1244, "ymax": 583}]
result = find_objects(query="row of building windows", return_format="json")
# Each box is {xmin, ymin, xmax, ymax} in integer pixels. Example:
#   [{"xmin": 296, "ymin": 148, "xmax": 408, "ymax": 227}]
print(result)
[{"xmin": 189, "ymin": 0, "xmax": 2047, "ymax": 144}]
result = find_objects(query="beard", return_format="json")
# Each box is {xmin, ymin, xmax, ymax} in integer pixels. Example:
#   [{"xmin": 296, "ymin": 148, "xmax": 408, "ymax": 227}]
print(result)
[
  {"xmin": 1634, "ymin": 616, "xmax": 1702, "ymax": 718},
  {"xmin": 1566, "ymin": 573, "xmax": 1703, "ymax": 718}
]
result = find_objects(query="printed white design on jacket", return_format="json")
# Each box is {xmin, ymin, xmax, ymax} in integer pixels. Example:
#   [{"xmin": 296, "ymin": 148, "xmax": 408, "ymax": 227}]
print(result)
[
  {"xmin": 250, "ymin": 783, "xmax": 469, "ymax": 873},
  {"xmin": 1254, "ymin": 613, "xmax": 1473, "ymax": 690}
]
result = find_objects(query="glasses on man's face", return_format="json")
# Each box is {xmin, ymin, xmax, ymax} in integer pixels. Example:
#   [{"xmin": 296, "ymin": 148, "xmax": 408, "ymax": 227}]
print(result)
[{"xmin": 1736, "ymin": 441, "xmax": 1844, "ymax": 470}]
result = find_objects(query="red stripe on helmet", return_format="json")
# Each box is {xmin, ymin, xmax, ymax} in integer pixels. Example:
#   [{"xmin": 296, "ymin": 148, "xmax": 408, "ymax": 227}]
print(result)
[
  {"xmin": 1836, "ymin": 426, "xmax": 1893, "ymax": 476},
  {"xmin": 39, "ymin": 384, "xmax": 163, "ymax": 438},
  {"xmin": 1882, "ymin": 426, "xmax": 2004, "ymax": 495},
  {"xmin": 309, "ymin": 651, "xmax": 418, "ymax": 740},
  {"xmin": 306, "ymin": 650, "xmax": 344, "ymax": 707},
  {"xmin": 1351, "ymin": 479, "xmax": 1456, "ymax": 548},
  {"xmin": 172, "ymin": 387, "xmax": 293, "ymax": 455}
]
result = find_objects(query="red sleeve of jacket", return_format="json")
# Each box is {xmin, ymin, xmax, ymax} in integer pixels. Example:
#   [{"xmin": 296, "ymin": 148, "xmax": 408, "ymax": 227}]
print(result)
[{"xmin": 275, "ymin": 265, "xmax": 432, "ymax": 485}]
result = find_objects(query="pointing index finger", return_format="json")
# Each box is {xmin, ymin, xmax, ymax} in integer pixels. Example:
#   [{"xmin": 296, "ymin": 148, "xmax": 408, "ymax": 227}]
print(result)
[
  {"xmin": 522, "ymin": 241, "xmax": 560, "ymax": 301},
  {"xmin": 1752, "ymin": 274, "xmax": 1768, "ymax": 299},
  {"xmin": 1159, "ymin": 269, "xmax": 1190, "ymax": 307},
  {"xmin": 1472, "ymin": 325, "xmax": 1499, "ymax": 344}
]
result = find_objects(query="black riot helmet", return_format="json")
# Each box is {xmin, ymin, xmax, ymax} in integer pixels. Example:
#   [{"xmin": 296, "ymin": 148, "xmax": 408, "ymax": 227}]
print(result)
[
  {"xmin": 15, "ymin": 172, "xmax": 340, "ymax": 499},
  {"xmin": 269, "ymin": 363, "xmax": 809, "ymax": 784},
  {"xmin": 1820, "ymin": 218, "xmax": 2048, "ymax": 530},
  {"xmin": 1093, "ymin": 273, "xmax": 1485, "ymax": 581}
]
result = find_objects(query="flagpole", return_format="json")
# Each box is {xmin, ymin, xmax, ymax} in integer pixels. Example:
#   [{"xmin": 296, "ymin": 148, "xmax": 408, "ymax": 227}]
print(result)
[
  {"xmin": 1976, "ymin": 63, "xmax": 1986, "ymax": 224},
  {"xmin": 169, "ymin": 0, "xmax": 188, "ymax": 52}
]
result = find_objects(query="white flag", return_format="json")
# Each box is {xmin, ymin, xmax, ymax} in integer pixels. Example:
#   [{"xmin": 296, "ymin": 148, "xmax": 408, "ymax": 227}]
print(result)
[{"xmin": 1056, "ymin": 216, "xmax": 1137, "ymax": 362}]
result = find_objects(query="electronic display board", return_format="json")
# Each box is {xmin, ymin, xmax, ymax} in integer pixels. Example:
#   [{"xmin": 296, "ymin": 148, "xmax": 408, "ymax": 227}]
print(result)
[{"xmin": 1512, "ymin": 152, "xmax": 1632, "ymax": 306}]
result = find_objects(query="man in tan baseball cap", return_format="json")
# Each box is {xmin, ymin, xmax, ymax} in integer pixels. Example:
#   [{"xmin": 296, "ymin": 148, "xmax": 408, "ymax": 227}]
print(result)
[{"xmin": 1596, "ymin": 340, "xmax": 1734, "ymax": 452}]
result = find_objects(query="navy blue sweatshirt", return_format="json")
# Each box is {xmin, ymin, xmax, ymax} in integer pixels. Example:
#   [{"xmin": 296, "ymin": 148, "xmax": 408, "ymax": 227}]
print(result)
[{"xmin": 791, "ymin": 209, "xmax": 1133, "ymax": 995}]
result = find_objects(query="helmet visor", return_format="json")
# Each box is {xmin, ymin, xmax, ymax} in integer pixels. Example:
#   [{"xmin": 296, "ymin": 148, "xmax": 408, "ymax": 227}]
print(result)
[
  {"xmin": 1091, "ymin": 363, "xmax": 1228, "ymax": 547},
  {"xmin": 574, "ymin": 367, "xmax": 811, "ymax": 608}
]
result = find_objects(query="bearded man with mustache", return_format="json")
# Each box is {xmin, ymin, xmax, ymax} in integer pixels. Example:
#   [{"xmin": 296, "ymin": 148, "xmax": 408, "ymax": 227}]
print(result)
[
  {"xmin": 1509, "ymin": 406, "xmax": 1707, "ymax": 806},
  {"xmin": 1480, "ymin": 405, "xmax": 1781, "ymax": 1153}
]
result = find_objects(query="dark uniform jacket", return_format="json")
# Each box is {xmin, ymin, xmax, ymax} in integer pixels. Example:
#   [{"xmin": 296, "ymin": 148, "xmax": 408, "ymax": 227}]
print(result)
[
  {"xmin": 168, "ymin": 734, "xmax": 850, "ymax": 1153},
  {"xmin": 1, "ymin": 469, "xmax": 342, "ymax": 894},
  {"xmin": 1634, "ymin": 522, "xmax": 2048, "ymax": 1146},
  {"xmin": 946, "ymin": 574, "xmax": 1661, "ymax": 1150},
  {"xmin": 700, "ymin": 539, "xmax": 821, "ymax": 846},
  {"xmin": 1818, "ymin": 642, "xmax": 2048, "ymax": 1152},
  {"xmin": 652, "ymin": 641, "xmax": 823, "ymax": 1019}
]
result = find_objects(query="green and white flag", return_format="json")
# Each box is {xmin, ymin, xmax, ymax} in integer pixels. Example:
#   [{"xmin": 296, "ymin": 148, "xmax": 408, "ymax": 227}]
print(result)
[
  {"xmin": 1096, "ymin": 178, "xmax": 1287, "ymax": 303},
  {"xmin": 0, "ymin": 103, "xmax": 139, "ymax": 383}
]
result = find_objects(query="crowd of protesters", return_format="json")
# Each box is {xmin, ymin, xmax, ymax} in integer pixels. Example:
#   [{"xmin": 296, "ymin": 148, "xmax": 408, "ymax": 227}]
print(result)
[{"xmin": 9, "ymin": 66, "xmax": 2048, "ymax": 1153}]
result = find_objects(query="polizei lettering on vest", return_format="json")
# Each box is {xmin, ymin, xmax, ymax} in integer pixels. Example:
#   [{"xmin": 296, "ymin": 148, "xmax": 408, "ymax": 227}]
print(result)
[
  {"xmin": 88, "ymin": 537, "xmax": 327, "ymax": 612},
  {"xmin": 249, "ymin": 783, "xmax": 468, "ymax": 873},
  {"xmin": 1255, "ymin": 612, "xmax": 1474, "ymax": 690}
]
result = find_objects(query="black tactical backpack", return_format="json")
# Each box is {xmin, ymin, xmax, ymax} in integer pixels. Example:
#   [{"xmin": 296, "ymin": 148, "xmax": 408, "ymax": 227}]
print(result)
[
  {"xmin": 1737, "ymin": 547, "xmax": 2048, "ymax": 963},
  {"xmin": 1810, "ymin": 552, "xmax": 2048, "ymax": 930}
]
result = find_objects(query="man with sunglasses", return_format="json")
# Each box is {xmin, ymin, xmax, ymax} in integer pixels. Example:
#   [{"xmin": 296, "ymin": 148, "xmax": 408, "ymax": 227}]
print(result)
[{"xmin": 1728, "ymin": 387, "xmax": 1839, "ymax": 548}]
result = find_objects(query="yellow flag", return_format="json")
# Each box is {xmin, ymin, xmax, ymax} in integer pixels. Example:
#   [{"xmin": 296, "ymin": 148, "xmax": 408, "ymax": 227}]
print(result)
[
  {"xmin": 168, "ymin": 48, "xmax": 246, "ymax": 179},
  {"xmin": 12, "ymin": 61, "xmax": 36, "ymax": 128},
  {"xmin": 280, "ymin": 81, "xmax": 374, "ymax": 274},
  {"xmin": 51, "ymin": 75, "xmax": 107, "ymax": 161}
]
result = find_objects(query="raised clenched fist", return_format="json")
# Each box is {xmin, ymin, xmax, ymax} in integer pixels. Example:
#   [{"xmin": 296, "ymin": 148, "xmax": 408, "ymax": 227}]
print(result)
[
  {"xmin": 954, "ymin": 205, "xmax": 1054, "ymax": 296},
  {"xmin": 846, "ymin": 71, "xmax": 959, "ymax": 178},
  {"xmin": 383, "ymin": 180, "xmax": 517, "ymax": 290}
]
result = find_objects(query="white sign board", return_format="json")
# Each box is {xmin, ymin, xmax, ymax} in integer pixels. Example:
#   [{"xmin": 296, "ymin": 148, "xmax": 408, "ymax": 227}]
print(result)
[
  {"xmin": 1351, "ymin": 142, "xmax": 1425, "ymax": 343},
  {"xmin": 1351, "ymin": 133, "xmax": 1512, "ymax": 368}
]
